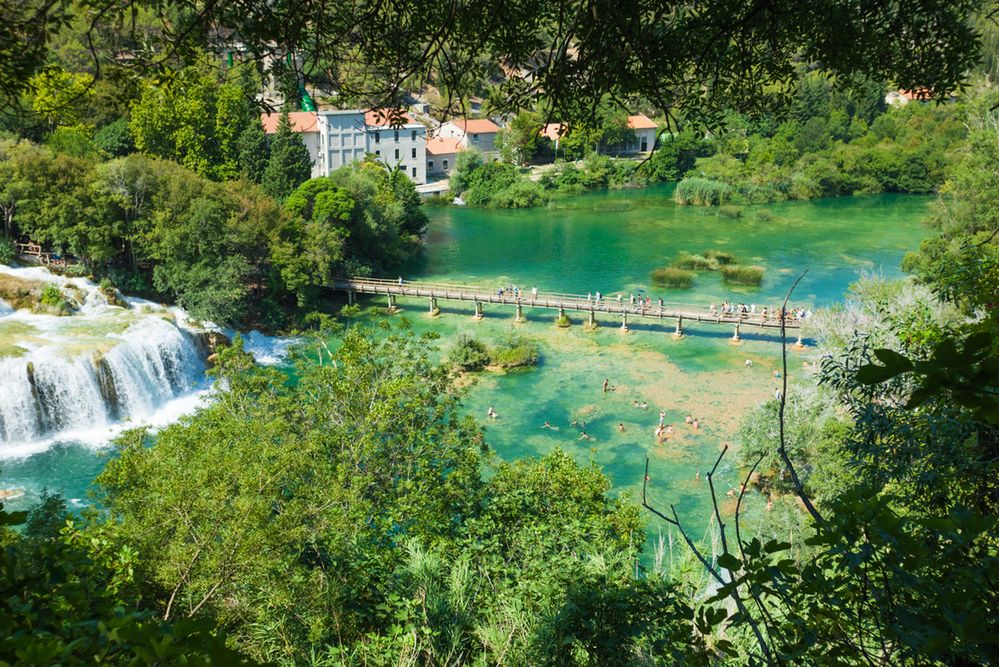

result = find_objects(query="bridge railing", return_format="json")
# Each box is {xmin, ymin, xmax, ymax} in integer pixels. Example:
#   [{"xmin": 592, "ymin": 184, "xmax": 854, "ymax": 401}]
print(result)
[{"xmin": 334, "ymin": 277, "xmax": 809, "ymax": 325}]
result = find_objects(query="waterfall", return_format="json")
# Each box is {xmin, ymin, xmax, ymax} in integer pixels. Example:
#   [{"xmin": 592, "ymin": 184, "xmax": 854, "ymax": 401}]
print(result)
[
  {"xmin": 0, "ymin": 317, "xmax": 205, "ymax": 447},
  {"xmin": 0, "ymin": 265, "xmax": 210, "ymax": 454}
]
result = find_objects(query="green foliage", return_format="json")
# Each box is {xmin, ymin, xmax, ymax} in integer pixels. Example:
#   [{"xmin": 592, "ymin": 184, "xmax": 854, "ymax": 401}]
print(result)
[
  {"xmin": 0, "ymin": 237, "xmax": 15, "ymax": 264},
  {"xmin": 704, "ymin": 249, "xmax": 735, "ymax": 264},
  {"xmin": 720, "ymin": 265, "xmax": 764, "ymax": 286},
  {"xmin": 0, "ymin": 498, "xmax": 256, "ymax": 665},
  {"xmin": 643, "ymin": 128, "xmax": 711, "ymax": 182},
  {"xmin": 650, "ymin": 266, "xmax": 695, "ymax": 289},
  {"xmin": 672, "ymin": 252, "xmax": 715, "ymax": 271},
  {"xmin": 555, "ymin": 313, "xmax": 572, "ymax": 327},
  {"xmin": 39, "ymin": 284, "xmax": 63, "ymax": 306},
  {"xmin": 489, "ymin": 332, "xmax": 539, "ymax": 368},
  {"xmin": 718, "ymin": 205, "xmax": 743, "ymax": 219},
  {"xmin": 93, "ymin": 118, "xmax": 135, "ymax": 157},
  {"xmin": 449, "ymin": 333, "xmax": 491, "ymax": 371},
  {"xmin": 236, "ymin": 120, "xmax": 270, "ymax": 183}
]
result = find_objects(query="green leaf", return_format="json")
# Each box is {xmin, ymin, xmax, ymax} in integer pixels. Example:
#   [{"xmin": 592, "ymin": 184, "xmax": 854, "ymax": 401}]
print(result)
[{"xmin": 717, "ymin": 552, "xmax": 742, "ymax": 570}]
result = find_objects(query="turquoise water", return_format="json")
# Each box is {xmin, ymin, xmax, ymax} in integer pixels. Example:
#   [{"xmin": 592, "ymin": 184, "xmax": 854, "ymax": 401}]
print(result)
[{"xmin": 1, "ymin": 187, "xmax": 931, "ymax": 532}]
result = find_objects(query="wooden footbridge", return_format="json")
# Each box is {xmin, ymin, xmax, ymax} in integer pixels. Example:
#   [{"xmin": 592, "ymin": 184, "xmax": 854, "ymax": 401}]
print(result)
[{"xmin": 334, "ymin": 278, "xmax": 806, "ymax": 343}]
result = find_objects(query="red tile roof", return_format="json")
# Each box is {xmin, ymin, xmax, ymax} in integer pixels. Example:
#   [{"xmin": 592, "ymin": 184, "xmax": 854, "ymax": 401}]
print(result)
[
  {"xmin": 448, "ymin": 118, "xmax": 500, "ymax": 134},
  {"xmin": 426, "ymin": 136, "xmax": 463, "ymax": 155},
  {"xmin": 540, "ymin": 123, "xmax": 566, "ymax": 141},
  {"xmin": 364, "ymin": 109, "xmax": 415, "ymax": 126},
  {"xmin": 260, "ymin": 112, "xmax": 318, "ymax": 134},
  {"xmin": 627, "ymin": 114, "xmax": 657, "ymax": 130}
]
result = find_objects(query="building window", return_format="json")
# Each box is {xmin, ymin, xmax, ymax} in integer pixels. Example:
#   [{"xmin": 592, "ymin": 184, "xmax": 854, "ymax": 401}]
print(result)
[
  {"xmin": 412, "ymin": 167, "xmax": 416, "ymax": 178},
  {"xmin": 374, "ymin": 131, "xmax": 380, "ymax": 144},
  {"xmin": 411, "ymin": 130, "xmax": 417, "ymax": 141},
  {"xmin": 443, "ymin": 159, "xmax": 449, "ymax": 170},
  {"xmin": 411, "ymin": 147, "xmax": 416, "ymax": 158},
  {"xmin": 472, "ymin": 133, "xmax": 479, "ymax": 141},
  {"xmin": 428, "ymin": 160, "xmax": 434, "ymax": 170},
  {"xmin": 375, "ymin": 150, "xmax": 380, "ymax": 156},
  {"xmin": 394, "ymin": 148, "xmax": 400, "ymax": 159},
  {"xmin": 394, "ymin": 130, "xmax": 399, "ymax": 142}
]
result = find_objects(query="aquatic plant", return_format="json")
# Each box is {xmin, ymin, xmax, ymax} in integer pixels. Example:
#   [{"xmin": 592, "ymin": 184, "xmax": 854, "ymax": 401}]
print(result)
[
  {"xmin": 674, "ymin": 177, "xmax": 732, "ymax": 205},
  {"xmin": 721, "ymin": 265, "xmax": 765, "ymax": 286},
  {"xmin": 490, "ymin": 334, "xmax": 539, "ymax": 368},
  {"xmin": 755, "ymin": 209, "xmax": 774, "ymax": 221},
  {"xmin": 650, "ymin": 267, "xmax": 696, "ymax": 289},
  {"xmin": 672, "ymin": 252, "xmax": 714, "ymax": 271},
  {"xmin": 718, "ymin": 205, "xmax": 743, "ymax": 218},
  {"xmin": 555, "ymin": 313, "xmax": 572, "ymax": 327},
  {"xmin": 704, "ymin": 249, "xmax": 736, "ymax": 265}
]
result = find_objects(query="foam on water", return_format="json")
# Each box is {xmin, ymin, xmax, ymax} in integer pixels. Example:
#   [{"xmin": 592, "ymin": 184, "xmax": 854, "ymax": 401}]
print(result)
[{"xmin": 0, "ymin": 265, "xmax": 210, "ymax": 458}]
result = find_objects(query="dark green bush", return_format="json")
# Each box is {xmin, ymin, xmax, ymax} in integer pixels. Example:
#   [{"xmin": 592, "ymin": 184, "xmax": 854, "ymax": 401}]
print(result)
[
  {"xmin": 0, "ymin": 237, "xmax": 16, "ymax": 265},
  {"xmin": 490, "ymin": 334, "xmax": 539, "ymax": 368},
  {"xmin": 449, "ymin": 334, "xmax": 491, "ymax": 371}
]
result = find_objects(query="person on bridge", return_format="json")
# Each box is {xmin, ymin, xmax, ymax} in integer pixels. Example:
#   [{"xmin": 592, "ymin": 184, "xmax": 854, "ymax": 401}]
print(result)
[
  {"xmin": 531, "ymin": 286, "xmax": 538, "ymax": 300},
  {"xmin": 397, "ymin": 276, "xmax": 403, "ymax": 285}
]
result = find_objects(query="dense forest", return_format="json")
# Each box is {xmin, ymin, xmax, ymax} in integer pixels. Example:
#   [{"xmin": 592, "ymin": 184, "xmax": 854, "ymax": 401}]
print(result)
[{"xmin": 2, "ymin": 0, "xmax": 999, "ymax": 664}]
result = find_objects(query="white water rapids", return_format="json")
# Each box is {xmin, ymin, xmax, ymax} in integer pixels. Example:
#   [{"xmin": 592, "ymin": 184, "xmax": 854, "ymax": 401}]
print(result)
[{"xmin": 0, "ymin": 266, "xmax": 208, "ymax": 457}]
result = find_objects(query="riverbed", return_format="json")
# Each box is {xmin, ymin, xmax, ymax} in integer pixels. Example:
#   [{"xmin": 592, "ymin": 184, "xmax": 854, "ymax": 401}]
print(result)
[{"xmin": 0, "ymin": 187, "xmax": 931, "ymax": 528}]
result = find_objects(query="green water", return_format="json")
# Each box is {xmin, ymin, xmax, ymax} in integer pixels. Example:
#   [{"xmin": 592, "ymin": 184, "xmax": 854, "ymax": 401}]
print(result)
[{"xmin": 2, "ymin": 187, "xmax": 931, "ymax": 532}]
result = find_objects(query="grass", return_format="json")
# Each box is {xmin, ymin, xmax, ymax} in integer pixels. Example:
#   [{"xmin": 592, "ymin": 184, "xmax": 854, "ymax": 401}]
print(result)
[
  {"xmin": 718, "ymin": 205, "xmax": 743, "ymax": 219},
  {"xmin": 555, "ymin": 313, "xmax": 572, "ymax": 328},
  {"xmin": 672, "ymin": 252, "xmax": 715, "ymax": 271},
  {"xmin": 721, "ymin": 265, "xmax": 765, "ymax": 286},
  {"xmin": 650, "ymin": 267, "xmax": 696, "ymax": 289},
  {"xmin": 674, "ymin": 177, "xmax": 733, "ymax": 206},
  {"xmin": 0, "ymin": 343, "xmax": 27, "ymax": 358},
  {"xmin": 755, "ymin": 209, "xmax": 774, "ymax": 222},
  {"xmin": 704, "ymin": 250, "xmax": 736, "ymax": 265}
]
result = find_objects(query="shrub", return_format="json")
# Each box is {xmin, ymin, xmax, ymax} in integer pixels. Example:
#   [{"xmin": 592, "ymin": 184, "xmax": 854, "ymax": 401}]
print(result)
[
  {"xmin": 674, "ymin": 177, "xmax": 733, "ymax": 205},
  {"xmin": 704, "ymin": 249, "xmax": 736, "ymax": 265},
  {"xmin": 449, "ymin": 334, "xmax": 491, "ymax": 371},
  {"xmin": 490, "ymin": 180, "xmax": 549, "ymax": 208},
  {"xmin": 490, "ymin": 334, "xmax": 539, "ymax": 368},
  {"xmin": 755, "ymin": 209, "xmax": 774, "ymax": 221},
  {"xmin": 555, "ymin": 313, "xmax": 572, "ymax": 328},
  {"xmin": 0, "ymin": 237, "xmax": 15, "ymax": 265},
  {"xmin": 672, "ymin": 252, "xmax": 715, "ymax": 271},
  {"xmin": 650, "ymin": 267, "xmax": 696, "ymax": 288},
  {"xmin": 718, "ymin": 205, "xmax": 743, "ymax": 218},
  {"xmin": 40, "ymin": 284, "xmax": 64, "ymax": 306},
  {"xmin": 721, "ymin": 265, "xmax": 765, "ymax": 286}
]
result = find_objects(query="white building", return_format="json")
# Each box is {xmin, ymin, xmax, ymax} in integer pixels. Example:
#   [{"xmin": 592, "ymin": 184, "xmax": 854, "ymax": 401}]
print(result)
[
  {"xmin": 426, "ymin": 136, "xmax": 462, "ymax": 179},
  {"xmin": 364, "ymin": 111, "xmax": 427, "ymax": 184},
  {"xmin": 261, "ymin": 112, "xmax": 322, "ymax": 178},
  {"xmin": 624, "ymin": 115, "xmax": 658, "ymax": 154},
  {"xmin": 262, "ymin": 109, "xmax": 428, "ymax": 183},
  {"xmin": 437, "ymin": 118, "xmax": 501, "ymax": 154}
]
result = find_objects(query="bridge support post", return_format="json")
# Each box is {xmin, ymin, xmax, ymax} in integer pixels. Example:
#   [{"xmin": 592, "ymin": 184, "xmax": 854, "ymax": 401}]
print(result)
[
  {"xmin": 732, "ymin": 322, "xmax": 741, "ymax": 343},
  {"xmin": 347, "ymin": 291, "xmax": 355, "ymax": 306},
  {"xmin": 673, "ymin": 316, "xmax": 683, "ymax": 338},
  {"xmin": 429, "ymin": 296, "xmax": 439, "ymax": 316},
  {"xmin": 586, "ymin": 309, "xmax": 597, "ymax": 330},
  {"xmin": 515, "ymin": 303, "xmax": 525, "ymax": 323},
  {"xmin": 474, "ymin": 300, "xmax": 483, "ymax": 320},
  {"xmin": 795, "ymin": 331, "xmax": 804, "ymax": 348},
  {"xmin": 387, "ymin": 293, "xmax": 397, "ymax": 312},
  {"xmin": 620, "ymin": 311, "xmax": 628, "ymax": 332}
]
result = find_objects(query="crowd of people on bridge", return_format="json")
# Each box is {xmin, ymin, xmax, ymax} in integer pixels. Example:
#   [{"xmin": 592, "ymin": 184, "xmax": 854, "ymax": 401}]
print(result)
[{"xmin": 710, "ymin": 301, "xmax": 812, "ymax": 322}]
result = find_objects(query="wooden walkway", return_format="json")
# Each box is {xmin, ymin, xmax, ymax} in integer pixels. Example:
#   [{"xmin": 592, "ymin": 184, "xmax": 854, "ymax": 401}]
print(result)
[
  {"xmin": 333, "ymin": 278, "xmax": 806, "ymax": 341},
  {"xmin": 16, "ymin": 242, "xmax": 78, "ymax": 269}
]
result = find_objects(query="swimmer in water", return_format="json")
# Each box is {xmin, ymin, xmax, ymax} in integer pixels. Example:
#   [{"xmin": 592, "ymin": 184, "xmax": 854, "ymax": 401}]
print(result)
[
  {"xmin": 618, "ymin": 423, "xmax": 625, "ymax": 433},
  {"xmin": 692, "ymin": 418, "xmax": 699, "ymax": 430},
  {"xmin": 488, "ymin": 406, "xmax": 497, "ymax": 419},
  {"xmin": 745, "ymin": 359, "xmax": 753, "ymax": 367},
  {"xmin": 695, "ymin": 471, "xmax": 701, "ymax": 481},
  {"xmin": 685, "ymin": 415, "xmax": 692, "ymax": 425},
  {"xmin": 603, "ymin": 378, "xmax": 609, "ymax": 393},
  {"xmin": 578, "ymin": 430, "xmax": 590, "ymax": 441},
  {"xmin": 570, "ymin": 419, "xmax": 578, "ymax": 427},
  {"xmin": 640, "ymin": 401, "xmax": 648, "ymax": 409},
  {"xmin": 666, "ymin": 424, "xmax": 674, "ymax": 437},
  {"xmin": 542, "ymin": 421, "xmax": 560, "ymax": 431}
]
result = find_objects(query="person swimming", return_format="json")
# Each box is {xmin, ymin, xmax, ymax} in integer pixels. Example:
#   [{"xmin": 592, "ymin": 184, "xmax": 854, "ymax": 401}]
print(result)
[
  {"xmin": 578, "ymin": 430, "xmax": 590, "ymax": 440},
  {"xmin": 618, "ymin": 423, "xmax": 625, "ymax": 433},
  {"xmin": 487, "ymin": 406, "xmax": 497, "ymax": 419},
  {"xmin": 685, "ymin": 415, "xmax": 692, "ymax": 424},
  {"xmin": 692, "ymin": 418, "xmax": 699, "ymax": 430},
  {"xmin": 603, "ymin": 378, "xmax": 609, "ymax": 393},
  {"xmin": 542, "ymin": 421, "xmax": 560, "ymax": 431}
]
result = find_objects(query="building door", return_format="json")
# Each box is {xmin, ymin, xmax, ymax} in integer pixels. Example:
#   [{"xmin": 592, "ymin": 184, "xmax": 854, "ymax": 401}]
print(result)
[{"xmin": 641, "ymin": 137, "xmax": 648, "ymax": 151}]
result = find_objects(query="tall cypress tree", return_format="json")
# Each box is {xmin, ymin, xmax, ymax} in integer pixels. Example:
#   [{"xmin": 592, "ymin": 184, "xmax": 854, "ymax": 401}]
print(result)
[
  {"xmin": 262, "ymin": 110, "xmax": 312, "ymax": 200},
  {"xmin": 237, "ymin": 120, "xmax": 270, "ymax": 183}
]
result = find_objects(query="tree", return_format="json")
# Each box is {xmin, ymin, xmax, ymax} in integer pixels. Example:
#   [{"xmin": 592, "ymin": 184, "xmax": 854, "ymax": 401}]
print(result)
[
  {"xmin": 262, "ymin": 111, "xmax": 312, "ymax": 200},
  {"xmin": 236, "ymin": 120, "xmax": 269, "ymax": 183},
  {"xmin": 495, "ymin": 109, "xmax": 542, "ymax": 164},
  {"xmin": 0, "ymin": 1, "xmax": 987, "ymax": 128}
]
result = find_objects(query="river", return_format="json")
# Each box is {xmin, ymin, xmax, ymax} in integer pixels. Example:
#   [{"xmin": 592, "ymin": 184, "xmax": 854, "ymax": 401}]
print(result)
[{"xmin": 0, "ymin": 187, "xmax": 931, "ymax": 531}]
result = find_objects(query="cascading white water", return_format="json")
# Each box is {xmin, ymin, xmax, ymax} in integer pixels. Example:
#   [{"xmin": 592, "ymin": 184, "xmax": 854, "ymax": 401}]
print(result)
[{"xmin": 0, "ymin": 265, "xmax": 209, "ymax": 455}]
